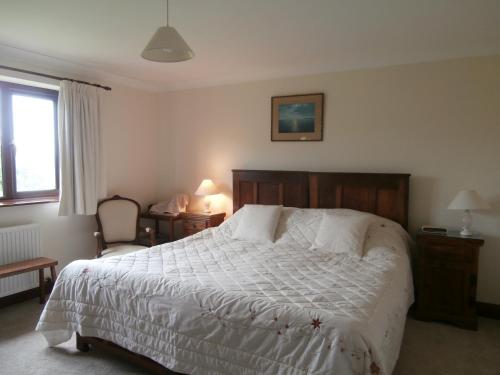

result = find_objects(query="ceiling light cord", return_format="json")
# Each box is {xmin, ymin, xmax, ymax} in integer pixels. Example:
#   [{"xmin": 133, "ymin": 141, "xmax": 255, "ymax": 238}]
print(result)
[
  {"xmin": 166, "ymin": 0, "xmax": 170, "ymax": 27},
  {"xmin": 160, "ymin": 0, "xmax": 169, "ymax": 27}
]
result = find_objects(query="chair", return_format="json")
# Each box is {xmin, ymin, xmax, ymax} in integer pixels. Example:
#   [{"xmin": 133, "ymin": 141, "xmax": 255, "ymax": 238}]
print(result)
[{"xmin": 94, "ymin": 195, "xmax": 155, "ymax": 258}]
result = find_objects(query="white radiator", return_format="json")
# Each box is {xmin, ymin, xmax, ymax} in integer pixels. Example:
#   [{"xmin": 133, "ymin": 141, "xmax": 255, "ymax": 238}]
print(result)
[{"xmin": 0, "ymin": 224, "xmax": 41, "ymax": 298}]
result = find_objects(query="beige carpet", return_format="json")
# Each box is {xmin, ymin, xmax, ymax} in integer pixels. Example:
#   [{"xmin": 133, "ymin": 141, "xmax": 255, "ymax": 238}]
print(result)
[{"xmin": 1, "ymin": 299, "xmax": 499, "ymax": 375}]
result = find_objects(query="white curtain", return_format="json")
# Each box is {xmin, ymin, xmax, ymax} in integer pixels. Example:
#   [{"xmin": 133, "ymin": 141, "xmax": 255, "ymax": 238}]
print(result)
[{"xmin": 58, "ymin": 81, "xmax": 106, "ymax": 216}]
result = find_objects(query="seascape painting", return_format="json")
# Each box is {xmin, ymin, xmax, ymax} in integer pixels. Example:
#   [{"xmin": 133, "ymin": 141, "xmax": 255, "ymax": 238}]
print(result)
[
  {"xmin": 271, "ymin": 93, "xmax": 324, "ymax": 141},
  {"xmin": 278, "ymin": 103, "xmax": 315, "ymax": 133}
]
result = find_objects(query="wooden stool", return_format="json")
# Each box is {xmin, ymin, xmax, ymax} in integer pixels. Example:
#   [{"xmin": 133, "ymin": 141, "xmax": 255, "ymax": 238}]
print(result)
[{"xmin": 0, "ymin": 257, "xmax": 58, "ymax": 304}]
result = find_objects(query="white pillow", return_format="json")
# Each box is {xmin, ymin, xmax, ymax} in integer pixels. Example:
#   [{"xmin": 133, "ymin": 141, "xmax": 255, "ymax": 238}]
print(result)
[
  {"xmin": 310, "ymin": 212, "xmax": 372, "ymax": 257},
  {"xmin": 274, "ymin": 207, "xmax": 324, "ymax": 247},
  {"xmin": 232, "ymin": 204, "xmax": 283, "ymax": 243},
  {"xmin": 218, "ymin": 205, "xmax": 246, "ymax": 235}
]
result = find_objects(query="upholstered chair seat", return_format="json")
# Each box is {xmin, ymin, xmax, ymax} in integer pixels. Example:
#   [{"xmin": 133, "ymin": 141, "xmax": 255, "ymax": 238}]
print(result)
[
  {"xmin": 100, "ymin": 244, "xmax": 148, "ymax": 258},
  {"xmin": 94, "ymin": 195, "xmax": 155, "ymax": 258}
]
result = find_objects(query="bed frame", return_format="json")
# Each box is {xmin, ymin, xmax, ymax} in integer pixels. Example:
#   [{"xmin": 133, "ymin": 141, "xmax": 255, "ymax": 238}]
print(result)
[{"xmin": 76, "ymin": 169, "xmax": 410, "ymax": 374}]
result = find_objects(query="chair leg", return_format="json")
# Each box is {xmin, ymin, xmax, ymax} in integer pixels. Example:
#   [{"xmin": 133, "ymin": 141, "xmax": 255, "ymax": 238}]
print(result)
[{"xmin": 38, "ymin": 269, "xmax": 45, "ymax": 304}]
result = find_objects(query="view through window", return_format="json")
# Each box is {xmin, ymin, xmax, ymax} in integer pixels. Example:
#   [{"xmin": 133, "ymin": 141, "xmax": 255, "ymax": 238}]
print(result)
[{"xmin": 0, "ymin": 82, "xmax": 58, "ymax": 200}]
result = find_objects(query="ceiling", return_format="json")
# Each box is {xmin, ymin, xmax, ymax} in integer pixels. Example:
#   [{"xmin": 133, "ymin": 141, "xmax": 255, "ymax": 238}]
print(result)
[{"xmin": 0, "ymin": 0, "xmax": 499, "ymax": 91}]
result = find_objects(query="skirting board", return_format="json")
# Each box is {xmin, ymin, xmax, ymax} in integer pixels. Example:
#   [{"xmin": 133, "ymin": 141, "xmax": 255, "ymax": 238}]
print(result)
[{"xmin": 477, "ymin": 302, "xmax": 500, "ymax": 320}]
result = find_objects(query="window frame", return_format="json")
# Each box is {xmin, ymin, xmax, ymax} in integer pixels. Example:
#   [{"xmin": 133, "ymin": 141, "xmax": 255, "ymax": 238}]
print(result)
[{"xmin": 0, "ymin": 81, "xmax": 59, "ymax": 202}]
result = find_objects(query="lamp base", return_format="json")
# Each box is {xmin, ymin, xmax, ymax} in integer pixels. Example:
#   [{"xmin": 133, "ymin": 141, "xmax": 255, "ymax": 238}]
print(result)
[
  {"xmin": 460, "ymin": 228, "xmax": 473, "ymax": 236},
  {"xmin": 460, "ymin": 209, "xmax": 473, "ymax": 236},
  {"xmin": 203, "ymin": 198, "xmax": 211, "ymax": 214}
]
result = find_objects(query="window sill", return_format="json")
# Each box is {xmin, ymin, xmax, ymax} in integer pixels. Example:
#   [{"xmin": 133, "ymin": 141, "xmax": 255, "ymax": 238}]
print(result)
[{"xmin": 0, "ymin": 196, "xmax": 59, "ymax": 208}]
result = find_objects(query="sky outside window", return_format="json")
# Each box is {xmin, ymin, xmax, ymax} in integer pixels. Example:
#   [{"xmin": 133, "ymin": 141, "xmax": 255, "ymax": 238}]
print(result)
[{"xmin": 12, "ymin": 94, "xmax": 56, "ymax": 192}]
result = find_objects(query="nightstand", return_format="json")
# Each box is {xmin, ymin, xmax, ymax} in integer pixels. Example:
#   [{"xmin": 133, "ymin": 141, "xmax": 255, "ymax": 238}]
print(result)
[
  {"xmin": 180, "ymin": 212, "xmax": 226, "ymax": 237},
  {"xmin": 415, "ymin": 230, "xmax": 484, "ymax": 330}
]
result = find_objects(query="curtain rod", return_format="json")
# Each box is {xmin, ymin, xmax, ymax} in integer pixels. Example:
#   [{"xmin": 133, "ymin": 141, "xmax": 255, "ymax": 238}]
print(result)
[{"xmin": 0, "ymin": 64, "xmax": 112, "ymax": 91}]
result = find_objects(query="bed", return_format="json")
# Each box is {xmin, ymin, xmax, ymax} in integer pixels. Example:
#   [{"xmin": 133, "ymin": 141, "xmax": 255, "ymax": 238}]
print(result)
[{"xmin": 36, "ymin": 170, "xmax": 413, "ymax": 375}]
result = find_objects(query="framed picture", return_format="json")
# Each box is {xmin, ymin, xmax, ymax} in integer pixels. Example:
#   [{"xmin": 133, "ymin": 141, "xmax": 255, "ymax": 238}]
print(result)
[{"xmin": 271, "ymin": 93, "xmax": 324, "ymax": 141}]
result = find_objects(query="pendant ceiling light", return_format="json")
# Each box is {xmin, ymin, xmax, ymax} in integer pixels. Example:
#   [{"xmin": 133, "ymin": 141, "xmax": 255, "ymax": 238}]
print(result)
[{"xmin": 141, "ymin": 0, "xmax": 194, "ymax": 63}]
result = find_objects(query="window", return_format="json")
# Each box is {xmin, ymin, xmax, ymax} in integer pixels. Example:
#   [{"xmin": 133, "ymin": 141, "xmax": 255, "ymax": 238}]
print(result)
[{"xmin": 0, "ymin": 82, "xmax": 59, "ymax": 202}]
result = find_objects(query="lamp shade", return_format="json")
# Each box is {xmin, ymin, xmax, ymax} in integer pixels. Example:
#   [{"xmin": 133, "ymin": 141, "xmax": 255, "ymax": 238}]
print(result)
[
  {"xmin": 448, "ymin": 190, "xmax": 490, "ymax": 210},
  {"xmin": 195, "ymin": 179, "xmax": 219, "ymax": 196},
  {"xmin": 141, "ymin": 26, "xmax": 194, "ymax": 62}
]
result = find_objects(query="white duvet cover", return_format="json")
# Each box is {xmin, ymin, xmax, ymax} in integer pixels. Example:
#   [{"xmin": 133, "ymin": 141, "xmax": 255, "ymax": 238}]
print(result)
[{"xmin": 36, "ymin": 208, "xmax": 414, "ymax": 375}]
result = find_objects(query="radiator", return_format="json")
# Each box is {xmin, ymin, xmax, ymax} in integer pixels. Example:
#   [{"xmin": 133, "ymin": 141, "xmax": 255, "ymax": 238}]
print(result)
[{"xmin": 0, "ymin": 224, "xmax": 41, "ymax": 298}]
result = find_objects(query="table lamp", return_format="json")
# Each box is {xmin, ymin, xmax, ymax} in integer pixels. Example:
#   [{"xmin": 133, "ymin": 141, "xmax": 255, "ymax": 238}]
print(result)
[
  {"xmin": 448, "ymin": 189, "xmax": 490, "ymax": 236},
  {"xmin": 195, "ymin": 179, "xmax": 219, "ymax": 213}
]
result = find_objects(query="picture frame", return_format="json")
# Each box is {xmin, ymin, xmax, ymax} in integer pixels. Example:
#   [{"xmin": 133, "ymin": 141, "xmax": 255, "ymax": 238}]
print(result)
[{"xmin": 271, "ymin": 93, "xmax": 324, "ymax": 141}]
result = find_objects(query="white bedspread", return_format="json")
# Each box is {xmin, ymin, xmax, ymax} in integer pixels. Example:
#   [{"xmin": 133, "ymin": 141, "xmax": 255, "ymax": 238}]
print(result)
[{"xmin": 37, "ymin": 209, "xmax": 413, "ymax": 375}]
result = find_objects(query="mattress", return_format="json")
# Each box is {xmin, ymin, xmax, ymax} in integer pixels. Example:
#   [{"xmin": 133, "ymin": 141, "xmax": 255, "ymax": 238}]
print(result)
[{"xmin": 36, "ymin": 208, "xmax": 414, "ymax": 375}]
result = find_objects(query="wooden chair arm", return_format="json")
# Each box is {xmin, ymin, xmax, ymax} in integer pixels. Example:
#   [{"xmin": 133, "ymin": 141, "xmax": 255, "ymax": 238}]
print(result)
[
  {"xmin": 139, "ymin": 226, "xmax": 156, "ymax": 247},
  {"xmin": 94, "ymin": 232, "xmax": 104, "ymax": 258}
]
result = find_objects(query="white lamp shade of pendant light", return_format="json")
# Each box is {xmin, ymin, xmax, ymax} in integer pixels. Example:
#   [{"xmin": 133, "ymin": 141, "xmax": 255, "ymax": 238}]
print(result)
[
  {"xmin": 141, "ymin": 25, "xmax": 194, "ymax": 62},
  {"xmin": 142, "ymin": 0, "xmax": 194, "ymax": 63},
  {"xmin": 448, "ymin": 190, "xmax": 490, "ymax": 210},
  {"xmin": 195, "ymin": 179, "xmax": 219, "ymax": 196}
]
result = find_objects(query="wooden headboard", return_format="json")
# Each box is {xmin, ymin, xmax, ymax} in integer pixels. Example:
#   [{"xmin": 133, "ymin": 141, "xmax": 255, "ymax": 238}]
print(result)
[{"xmin": 233, "ymin": 169, "xmax": 410, "ymax": 229}]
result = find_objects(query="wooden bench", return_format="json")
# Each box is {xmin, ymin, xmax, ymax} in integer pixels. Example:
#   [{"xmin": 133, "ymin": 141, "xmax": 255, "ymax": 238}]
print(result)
[{"xmin": 0, "ymin": 257, "xmax": 58, "ymax": 304}]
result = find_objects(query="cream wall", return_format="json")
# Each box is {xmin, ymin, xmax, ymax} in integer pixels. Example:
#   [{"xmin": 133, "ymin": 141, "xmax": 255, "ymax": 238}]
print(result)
[
  {"xmin": 159, "ymin": 56, "xmax": 500, "ymax": 304},
  {"xmin": 0, "ymin": 83, "xmax": 161, "ymax": 270},
  {"xmin": 1, "ymin": 54, "xmax": 499, "ymax": 304}
]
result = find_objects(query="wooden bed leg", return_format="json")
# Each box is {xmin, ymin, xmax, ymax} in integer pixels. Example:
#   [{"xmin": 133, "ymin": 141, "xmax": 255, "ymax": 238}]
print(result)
[{"xmin": 76, "ymin": 333, "xmax": 90, "ymax": 352}]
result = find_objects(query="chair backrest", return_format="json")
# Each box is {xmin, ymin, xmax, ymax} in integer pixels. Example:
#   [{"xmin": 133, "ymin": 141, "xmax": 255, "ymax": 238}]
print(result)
[{"xmin": 96, "ymin": 195, "xmax": 141, "ymax": 245}]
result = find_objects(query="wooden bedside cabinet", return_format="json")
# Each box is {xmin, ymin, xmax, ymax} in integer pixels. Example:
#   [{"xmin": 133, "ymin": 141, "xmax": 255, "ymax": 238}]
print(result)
[
  {"xmin": 415, "ymin": 230, "xmax": 484, "ymax": 330},
  {"xmin": 180, "ymin": 212, "xmax": 226, "ymax": 237}
]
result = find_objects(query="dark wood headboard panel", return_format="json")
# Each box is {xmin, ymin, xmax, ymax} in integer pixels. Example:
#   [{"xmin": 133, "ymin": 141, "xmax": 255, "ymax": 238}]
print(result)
[
  {"xmin": 232, "ymin": 170, "xmax": 309, "ymax": 211},
  {"xmin": 309, "ymin": 172, "xmax": 410, "ymax": 229},
  {"xmin": 233, "ymin": 169, "xmax": 410, "ymax": 229}
]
